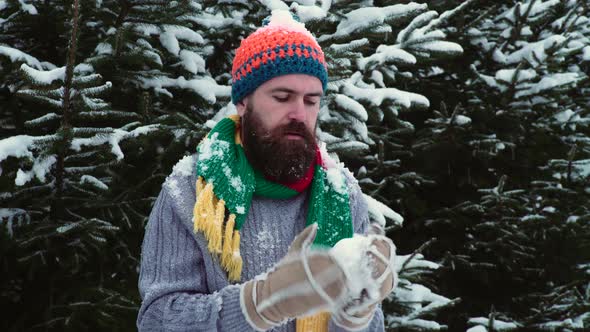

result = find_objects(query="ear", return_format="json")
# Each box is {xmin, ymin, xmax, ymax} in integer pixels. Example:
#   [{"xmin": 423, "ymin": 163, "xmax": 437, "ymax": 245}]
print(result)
[{"xmin": 236, "ymin": 97, "xmax": 248, "ymax": 116}]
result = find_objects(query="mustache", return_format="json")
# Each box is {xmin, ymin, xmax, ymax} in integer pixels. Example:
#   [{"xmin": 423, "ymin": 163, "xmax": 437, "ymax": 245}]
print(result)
[{"xmin": 273, "ymin": 121, "xmax": 312, "ymax": 138}]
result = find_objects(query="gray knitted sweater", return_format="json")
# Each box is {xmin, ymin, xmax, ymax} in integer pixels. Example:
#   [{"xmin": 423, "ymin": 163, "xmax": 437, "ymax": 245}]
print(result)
[{"xmin": 137, "ymin": 155, "xmax": 385, "ymax": 331}]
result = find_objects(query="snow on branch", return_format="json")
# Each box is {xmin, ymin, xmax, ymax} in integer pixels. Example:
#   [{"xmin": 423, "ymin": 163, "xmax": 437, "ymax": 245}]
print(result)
[
  {"xmin": 358, "ymin": 45, "xmax": 416, "ymax": 70},
  {"xmin": 342, "ymin": 79, "xmax": 429, "ymax": 109},
  {"xmin": 504, "ymin": 35, "xmax": 567, "ymax": 65},
  {"xmin": 467, "ymin": 317, "xmax": 520, "ymax": 332},
  {"xmin": 139, "ymin": 75, "xmax": 230, "ymax": 103},
  {"xmin": 364, "ymin": 194, "xmax": 404, "ymax": 228},
  {"xmin": 500, "ymin": 0, "xmax": 561, "ymax": 24},
  {"xmin": 397, "ymin": 11, "xmax": 463, "ymax": 57},
  {"xmin": 79, "ymin": 81, "xmax": 112, "ymax": 97},
  {"xmin": 398, "ymin": 11, "xmax": 439, "ymax": 44},
  {"xmin": 24, "ymin": 113, "xmax": 61, "ymax": 127},
  {"xmin": 17, "ymin": 0, "xmax": 37, "ymax": 15},
  {"xmin": 320, "ymin": 3, "xmax": 427, "ymax": 41},
  {"xmin": 0, "ymin": 46, "xmax": 43, "ymax": 69},
  {"xmin": 183, "ymin": 12, "xmax": 244, "ymax": 30},
  {"xmin": 15, "ymin": 155, "xmax": 56, "ymax": 186},
  {"xmin": 178, "ymin": 50, "xmax": 206, "ymax": 74},
  {"xmin": 334, "ymin": 94, "xmax": 368, "ymax": 122},
  {"xmin": 0, "ymin": 208, "xmax": 30, "ymax": 238},
  {"xmin": 387, "ymin": 282, "xmax": 454, "ymax": 330},
  {"xmin": 0, "ymin": 135, "xmax": 36, "ymax": 161},
  {"xmin": 80, "ymin": 175, "xmax": 109, "ymax": 191},
  {"xmin": 329, "ymin": 38, "xmax": 370, "ymax": 53},
  {"xmin": 259, "ymin": 0, "xmax": 289, "ymax": 11},
  {"xmin": 423, "ymin": 0, "xmax": 476, "ymax": 33},
  {"xmin": 0, "ymin": 134, "xmax": 62, "ymax": 186},
  {"xmin": 20, "ymin": 64, "xmax": 65, "ymax": 84},
  {"xmin": 290, "ymin": 1, "xmax": 329, "ymax": 22},
  {"xmin": 70, "ymin": 124, "xmax": 159, "ymax": 160}
]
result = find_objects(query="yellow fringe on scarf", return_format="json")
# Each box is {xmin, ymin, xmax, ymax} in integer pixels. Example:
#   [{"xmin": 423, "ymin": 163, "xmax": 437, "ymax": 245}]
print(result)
[
  {"xmin": 296, "ymin": 312, "xmax": 331, "ymax": 332},
  {"xmin": 194, "ymin": 176, "xmax": 243, "ymax": 281}
]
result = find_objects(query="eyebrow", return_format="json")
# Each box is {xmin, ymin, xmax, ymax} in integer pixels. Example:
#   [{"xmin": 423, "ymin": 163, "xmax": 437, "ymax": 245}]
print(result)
[{"xmin": 269, "ymin": 87, "xmax": 323, "ymax": 97}]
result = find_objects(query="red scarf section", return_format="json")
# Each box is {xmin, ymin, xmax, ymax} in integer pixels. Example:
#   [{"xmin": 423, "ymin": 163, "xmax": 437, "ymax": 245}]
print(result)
[{"xmin": 280, "ymin": 147, "xmax": 322, "ymax": 193}]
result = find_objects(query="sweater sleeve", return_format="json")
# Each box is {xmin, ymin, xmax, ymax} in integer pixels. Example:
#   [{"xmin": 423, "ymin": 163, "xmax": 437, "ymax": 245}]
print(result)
[{"xmin": 137, "ymin": 188, "xmax": 255, "ymax": 332}]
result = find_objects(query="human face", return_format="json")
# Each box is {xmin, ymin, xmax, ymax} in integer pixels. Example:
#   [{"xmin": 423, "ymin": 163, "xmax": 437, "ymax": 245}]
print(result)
[
  {"xmin": 236, "ymin": 74, "xmax": 323, "ymax": 183},
  {"xmin": 236, "ymin": 74, "xmax": 323, "ymax": 140}
]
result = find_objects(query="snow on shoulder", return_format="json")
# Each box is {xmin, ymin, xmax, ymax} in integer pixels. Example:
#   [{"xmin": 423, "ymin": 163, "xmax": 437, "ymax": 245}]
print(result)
[
  {"xmin": 171, "ymin": 154, "xmax": 196, "ymax": 178},
  {"xmin": 319, "ymin": 142, "xmax": 349, "ymax": 195}
]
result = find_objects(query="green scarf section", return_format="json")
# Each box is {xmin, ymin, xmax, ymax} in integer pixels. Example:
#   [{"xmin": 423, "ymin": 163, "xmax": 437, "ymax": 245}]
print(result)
[{"xmin": 195, "ymin": 115, "xmax": 353, "ymax": 247}]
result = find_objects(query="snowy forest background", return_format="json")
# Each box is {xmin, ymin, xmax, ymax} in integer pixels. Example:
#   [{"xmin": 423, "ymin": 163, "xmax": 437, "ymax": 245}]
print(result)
[{"xmin": 1, "ymin": 0, "xmax": 589, "ymax": 331}]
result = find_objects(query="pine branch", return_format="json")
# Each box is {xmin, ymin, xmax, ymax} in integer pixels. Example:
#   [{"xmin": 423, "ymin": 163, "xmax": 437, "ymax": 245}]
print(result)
[{"xmin": 400, "ymin": 237, "xmax": 437, "ymax": 274}]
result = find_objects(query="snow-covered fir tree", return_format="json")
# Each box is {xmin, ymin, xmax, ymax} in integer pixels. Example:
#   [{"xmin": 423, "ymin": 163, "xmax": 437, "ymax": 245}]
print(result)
[
  {"xmin": 0, "ymin": 0, "xmax": 71, "ymax": 138},
  {"xmin": 1, "ymin": 1, "xmax": 153, "ymax": 330},
  {"xmin": 401, "ymin": 0, "xmax": 590, "ymax": 330}
]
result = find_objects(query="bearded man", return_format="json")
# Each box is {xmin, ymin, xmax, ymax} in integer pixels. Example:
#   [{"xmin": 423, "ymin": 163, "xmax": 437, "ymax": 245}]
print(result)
[{"xmin": 137, "ymin": 10, "xmax": 397, "ymax": 332}]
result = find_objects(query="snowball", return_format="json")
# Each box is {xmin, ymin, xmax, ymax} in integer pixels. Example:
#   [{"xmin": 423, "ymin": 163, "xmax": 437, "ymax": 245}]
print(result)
[{"xmin": 331, "ymin": 235, "xmax": 381, "ymax": 303}]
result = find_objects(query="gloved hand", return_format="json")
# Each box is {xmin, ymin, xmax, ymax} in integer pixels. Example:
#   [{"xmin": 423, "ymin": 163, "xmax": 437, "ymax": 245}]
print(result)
[
  {"xmin": 240, "ymin": 224, "xmax": 350, "ymax": 331},
  {"xmin": 332, "ymin": 223, "xmax": 398, "ymax": 331}
]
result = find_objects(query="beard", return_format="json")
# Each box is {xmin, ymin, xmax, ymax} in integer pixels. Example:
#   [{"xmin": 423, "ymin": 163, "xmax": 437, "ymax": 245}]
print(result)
[{"xmin": 241, "ymin": 104, "xmax": 317, "ymax": 183}]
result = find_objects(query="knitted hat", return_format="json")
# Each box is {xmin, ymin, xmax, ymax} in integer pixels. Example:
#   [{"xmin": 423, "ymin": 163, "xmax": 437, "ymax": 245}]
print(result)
[{"xmin": 231, "ymin": 10, "xmax": 328, "ymax": 104}]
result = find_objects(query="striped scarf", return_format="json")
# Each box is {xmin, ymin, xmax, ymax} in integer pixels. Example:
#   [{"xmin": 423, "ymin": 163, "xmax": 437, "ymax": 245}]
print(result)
[{"xmin": 193, "ymin": 115, "xmax": 353, "ymax": 331}]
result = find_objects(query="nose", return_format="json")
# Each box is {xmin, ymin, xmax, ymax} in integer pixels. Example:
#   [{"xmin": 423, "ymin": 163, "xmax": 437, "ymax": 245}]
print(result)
[{"xmin": 288, "ymin": 98, "xmax": 307, "ymax": 122}]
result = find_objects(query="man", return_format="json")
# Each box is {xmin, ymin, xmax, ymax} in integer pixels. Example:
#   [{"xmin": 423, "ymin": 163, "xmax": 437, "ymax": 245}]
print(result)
[{"xmin": 137, "ymin": 10, "xmax": 397, "ymax": 332}]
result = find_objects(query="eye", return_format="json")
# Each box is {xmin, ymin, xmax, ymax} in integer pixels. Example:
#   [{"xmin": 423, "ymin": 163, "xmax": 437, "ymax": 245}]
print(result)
[
  {"xmin": 273, "ymin": 95, "xmax": 289, "ymax": 102},
  {"xmin": 305, "ymin": 98, "xmax": 320, "ymax": 106}
]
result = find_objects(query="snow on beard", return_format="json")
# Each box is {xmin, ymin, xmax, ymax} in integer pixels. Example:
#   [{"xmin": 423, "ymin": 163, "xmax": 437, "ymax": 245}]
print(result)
[{"xmin": 241, "ymin": 103, "xmax": 316, "ymax": 183}]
